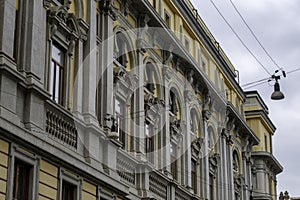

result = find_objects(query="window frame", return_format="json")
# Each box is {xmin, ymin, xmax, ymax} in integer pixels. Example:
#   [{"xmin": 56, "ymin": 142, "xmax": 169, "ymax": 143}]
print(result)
[
  {"xmin": 114, "ymin": 97, "xmax": 126, "ymax": 148},
  {"xmin": 164, "ymin": 10, "xmax": 171, "ymax": 28},
  {"xmin": 7, "ymin": 145, "xmax": 39, "ymax": 200},
  {"xmin": 46, "ymin": 6, "xmax": 81, "ymax": 108},
  {"xmin": 49, "ymin": 42, "xmax": 66, "ymax": 105},
  {"xmin": 59, "ymin": 169, "xmax": 82, "ymax": 200}
]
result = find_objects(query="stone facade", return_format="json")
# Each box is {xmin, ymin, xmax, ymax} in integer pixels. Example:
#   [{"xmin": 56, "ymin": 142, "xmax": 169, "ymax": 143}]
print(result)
[{"xmin": 0, "ymin": 0, "xmax": 282, "ymax": 199}]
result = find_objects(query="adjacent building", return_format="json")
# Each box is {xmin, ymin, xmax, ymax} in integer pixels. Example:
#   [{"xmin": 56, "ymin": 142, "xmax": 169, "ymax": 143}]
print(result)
[{"xmin": 0, "ymin": 0, "xmax": 282, "ymax": 199}]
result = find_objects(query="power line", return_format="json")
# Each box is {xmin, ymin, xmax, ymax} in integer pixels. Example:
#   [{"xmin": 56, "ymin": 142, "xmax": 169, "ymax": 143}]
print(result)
[
  {"xmin": 229, "ymin": 0, "xmax": 282, "ymax": 71},
  {"xmin": 209, "ymin": 0, "xmax": 272, "ymax": 76}
]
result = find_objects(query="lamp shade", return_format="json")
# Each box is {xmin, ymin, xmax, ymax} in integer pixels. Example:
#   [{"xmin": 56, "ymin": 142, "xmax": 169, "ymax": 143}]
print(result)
[{"xmin": 271, "ymin": 82, "xmax": 284, "ymax": 100}]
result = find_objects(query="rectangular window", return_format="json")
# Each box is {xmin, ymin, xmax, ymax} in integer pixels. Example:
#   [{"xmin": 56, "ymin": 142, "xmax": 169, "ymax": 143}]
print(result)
[
  {"xmin": 50, "ymin": 43, "xmax": 65, "ymax": 105},
  {"xmin": 145, "ymin": 123, "xmax": 154, "ymax": 163},
  {"xmin": 164, "ymin": 10, "xmax": 171, "ymax": 28},
  {"xmin": 170, "ymin": 143, "xmax": 177, "ymax": 180},
  {"xmin": 209, "ymin": 174, "xmax": 214, "ymax": 200},
  {"xmin": 264, "ymin": 135, "xmax": 268, "ymax": 151},
  {"xmin": 191, "ymin": 160, "xmax": 197, "ymax": 194},
  {"xmin": 13, "ymin": 159, "xmax": 33, "ymax": 200},
  {"xmin": 115, "ymin": 98, "xmax": 125, "ymax": 148},
  {"xmin": 96, "ymin": 9, "xmax": 101, "ymax": 39},
  {"xmin": 153, "ymin": 0, "xmax": 157, "ymax": 10},
  {"xmin": 184, "ymin": 37, "xmax": 190, "ymax": 52},
  {"xmin": 62, "ymin": 180, "xmax": 77, "ymax": 200}
]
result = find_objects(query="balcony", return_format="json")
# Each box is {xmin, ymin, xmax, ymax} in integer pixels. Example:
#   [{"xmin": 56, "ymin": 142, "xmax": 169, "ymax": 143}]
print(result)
[{"xmin": 45, "ymin": 100, "xmax": 78, "ymax": 149}]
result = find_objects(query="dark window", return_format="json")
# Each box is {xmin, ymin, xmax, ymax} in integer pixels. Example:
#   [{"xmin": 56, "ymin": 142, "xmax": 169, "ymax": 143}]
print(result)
[
  {"xmin": 96, "ymin": 9, "xmax": 101, "ymax": 39},
  {"xmin": 145, "ymin": 63, "xmax": 156, "ymax": 94},
  {"xmin": 170, "ymin": 143, "xmax": 177, "ymax": 180},
  {"xmin": 13, "ymin": 159, "xmax": 32, "ymax": 200},
  {"xmin": 115, "ymin": 33, "xmax": 128, "ymax": 67},
  {"xmin": 57, "ymin": 0, "xmax": 65, "ymax": 4},
  {"xmin": 164, "ymin": 11, "xmax": 171, "ymax": 28},
  {"xmin": 170, "ymin": 91, "xmax": 178, "ymax": 115},
  {"xmin": 264, "ymin": 134, "xmax": 268, "ymax": 151},
  {"xmin": 209, "ymin": 174, "xmax": 214, "ymax": 200},
  {"xmin": 62, "ymin": 180, "xmax": 77, "ymax": 200},
  {"xmin": 191, "ymin": 160, "xmax": 197, "ymax": 193},
  {"xmin": 49, "ymin": 43, "xmax": 65, "ymax": 105}
]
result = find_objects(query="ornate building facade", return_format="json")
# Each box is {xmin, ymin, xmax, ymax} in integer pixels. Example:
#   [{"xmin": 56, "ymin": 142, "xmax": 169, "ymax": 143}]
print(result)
[{"xmin": 0, "ymin": 0, "xmax": 282, "ymax": 199}]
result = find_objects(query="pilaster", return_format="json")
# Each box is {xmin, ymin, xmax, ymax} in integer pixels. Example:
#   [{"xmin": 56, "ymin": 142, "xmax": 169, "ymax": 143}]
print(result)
[
  {"xmin": 24, "ymin": 0, "xmax": 46, "ymax": 86},
  {"xmin": 162, "ymin": 66, "xmax": 171, "ymax": 175},
  {"xmin": 82, "ymin": 0, "xmax": 98, "ymax": 124},
  {"xmin": 0, "ymin": 0, "xmax": 16, "ymax": 59},
  {"xmin": 99, "ymin": 0, "xmax": 118, "ymax": 133}
]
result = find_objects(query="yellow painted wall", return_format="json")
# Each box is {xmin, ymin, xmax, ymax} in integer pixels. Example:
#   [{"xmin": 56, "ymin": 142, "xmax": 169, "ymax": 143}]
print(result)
[
  {"xmin": 39, "ymin": 160, "xmax": 58, "ymax": 200},
  {"xmin": 128, "ymin": 14, "xmax": 136, "ymax": 28},
  {"xmin": 247, "ymin": 117, "xmax": 272, "ymax": 152},
  {"xmin": 162, "ymin": 1, "xmax": 175, "ymax": 31},
  {"xmin": 82, "ymin": 180, "xmax": 97, "ymax": 200},
  {"xmin": 0, "ymin": 139, "xmax": 9, "ymax": 199}
]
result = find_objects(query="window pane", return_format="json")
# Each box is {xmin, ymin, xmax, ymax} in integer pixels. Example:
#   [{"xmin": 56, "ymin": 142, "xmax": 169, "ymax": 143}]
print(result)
[
  {"xmin": 52, "ymin": 44, "xmax": 63, "ymax": 64},
  {"xmin": 50, "ymin": 43, "xmax": 64, "ymax": 105},
  {"xmin": 54, "ymin": 65, "xmax": 61, "ymax": 103},
  {"xmin": 13, "ymin": 160, "xmax": 32, "ymax": 200},
  {"xmin": 62, "ymin": 180, "xmax": 77, "ymax": 200}
]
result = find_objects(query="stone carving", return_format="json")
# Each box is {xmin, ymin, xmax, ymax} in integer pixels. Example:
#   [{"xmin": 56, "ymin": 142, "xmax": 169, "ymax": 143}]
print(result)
[
  {"xmin": 137, "ymin": 14, "xmax": 150, "ymax": 53},
  {"xmin": 99, "ymin": 0, "xmax": 118, "ymax": 20},
  {"xmin": 191, "ymin": 137, "xmax": 204, "ymax": 160},
  {"xmin": 163, "ymin": 45, "xmax": 174, "ymax": 65}
]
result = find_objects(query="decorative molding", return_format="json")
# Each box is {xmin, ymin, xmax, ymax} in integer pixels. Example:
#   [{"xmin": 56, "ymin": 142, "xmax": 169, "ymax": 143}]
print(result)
[{"xmin": 99, "ymin": 0, "xmax": 118, "ymax": 20}]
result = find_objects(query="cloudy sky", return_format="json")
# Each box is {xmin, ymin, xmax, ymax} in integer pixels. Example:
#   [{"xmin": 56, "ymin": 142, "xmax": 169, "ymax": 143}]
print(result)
[{"xmin": 190, "ymin": 0, "xmax": 300, "ymax": 196}]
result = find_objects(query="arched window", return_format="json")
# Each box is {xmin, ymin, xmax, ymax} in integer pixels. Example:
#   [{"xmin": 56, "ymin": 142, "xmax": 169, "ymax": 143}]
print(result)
[
  {"xmin": 145, "ymin": 63, "xmax": 156, "ymax": 94},
  {"xmin": 115, "ymin": 32, "xmax": 129, "ymax": 68},
  {"xmin": 170, "ymin": 90, "xmax": 180, "ymax": 117}
]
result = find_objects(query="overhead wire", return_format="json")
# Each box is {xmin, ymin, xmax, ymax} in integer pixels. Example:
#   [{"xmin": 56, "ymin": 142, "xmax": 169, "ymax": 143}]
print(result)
[
  {"xmin": 209, "ymin": 0, "xmax": 272, "ymax": 76},
  {"xmin": 229, "ymin": 0, "xmax": 282, "ymax": 71}
]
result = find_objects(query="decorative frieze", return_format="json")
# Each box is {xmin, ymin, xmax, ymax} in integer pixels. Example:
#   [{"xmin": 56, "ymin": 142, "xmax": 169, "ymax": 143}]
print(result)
[{"xmin": 117, "ymin": 153, "xmax": 136, "ymax": 186}]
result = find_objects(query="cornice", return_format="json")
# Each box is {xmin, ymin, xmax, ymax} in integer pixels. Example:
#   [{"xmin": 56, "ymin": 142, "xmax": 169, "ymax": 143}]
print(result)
[{"xmin": 252, "ymin": 151, "xmax": 283, "ymax": 175}]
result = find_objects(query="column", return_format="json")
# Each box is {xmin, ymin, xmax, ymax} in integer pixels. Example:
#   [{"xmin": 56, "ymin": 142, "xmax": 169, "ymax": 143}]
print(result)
[
  {"xmin": 99, "ymin": 0, "xmax": 117, "ymax": 132},
  {"xmin": 82, "ymin": 0, "xmax": 98, "ymax": 124},
  {"xmin": 133, "ymin": 14, "xmax": 150, "ymax": 158},
  {"xmin": 202, "ymin": 116, "xmax": 210, "ymax": 199},
  {"xmin": 184, "ymin": 90, "xmax": 192, "ymax": 189},
  {"xmin": 162, "ymin": 66, "xmax": 171, "ymax": 175},
  {"xmin": 227, "ymin": 136, "xmax": 235, "ymax": 199},
  {"xmin": 220, "ymin": 130, "xmax": 229, "ymax": 200},
  {"xmin": 99, "ymin": 0, "xmax": 119, "ymax": 178}
]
